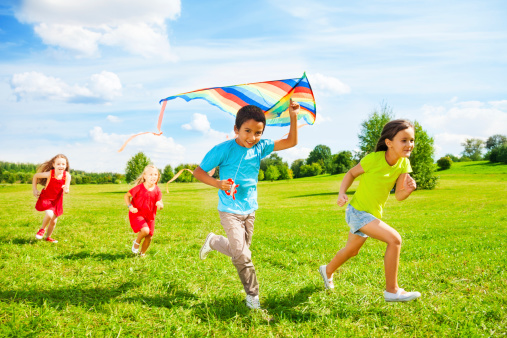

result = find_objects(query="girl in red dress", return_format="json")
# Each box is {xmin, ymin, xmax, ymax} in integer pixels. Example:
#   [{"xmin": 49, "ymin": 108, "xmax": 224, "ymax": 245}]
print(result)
[
  {"xmin": 32, "ymin": 154, "xmax": 71, "ymax": 243},
  {"xmin": 124, "ymin": 165, "xmax": 164, "ymax": 256}
]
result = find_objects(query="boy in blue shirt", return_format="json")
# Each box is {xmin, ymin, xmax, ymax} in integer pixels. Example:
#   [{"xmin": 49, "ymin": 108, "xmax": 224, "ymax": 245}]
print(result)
[{"xmin": 193, "ymin": 100, "xmax": 300, "ymax": 309}]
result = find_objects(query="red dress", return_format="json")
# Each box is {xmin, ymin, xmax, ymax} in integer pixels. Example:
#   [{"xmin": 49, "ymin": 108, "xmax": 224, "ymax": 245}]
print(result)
[
  {"xmin": 129, "ymin": 183, "xmax": 162, "ymax": 236},
  {"xmin": 35, "ymin": 170, "xmax": 66, "ymax": 217}
]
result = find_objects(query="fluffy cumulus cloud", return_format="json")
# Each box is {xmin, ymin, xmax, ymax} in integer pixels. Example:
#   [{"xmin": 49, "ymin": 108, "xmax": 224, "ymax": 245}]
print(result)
[
  {"xmin": 11, "ymin": 71, "xmax": 122, "ymax": 103},
  {"xmin": 16, "ymin": 0, "xmax": 181, "ymax": 59},
  {"xmin": 182, "ymin": 113, "xmax": 231, "ymax": 140},
  {"xmin": 309, "ymin": 73, "xmax": 351, "ymax": 95},
  {"xmin": 419, "ymin": 99, "xmax": 507, "ymax": 157}
]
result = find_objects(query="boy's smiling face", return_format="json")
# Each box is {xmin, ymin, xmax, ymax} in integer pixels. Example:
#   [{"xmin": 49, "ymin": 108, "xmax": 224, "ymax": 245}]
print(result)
[{"xmin": 234, "ymin": 118, "xmax": 265, "ymax": 148}]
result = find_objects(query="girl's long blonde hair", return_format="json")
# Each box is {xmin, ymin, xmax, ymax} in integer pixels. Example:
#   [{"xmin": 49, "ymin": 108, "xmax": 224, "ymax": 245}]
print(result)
[
  {"xmin": 133, "ymin": 165, "xmax": 160, "ymax": 186},
  {"xmin": 35, "ymin": 154, "xmax": 69, "ymax": 186}
]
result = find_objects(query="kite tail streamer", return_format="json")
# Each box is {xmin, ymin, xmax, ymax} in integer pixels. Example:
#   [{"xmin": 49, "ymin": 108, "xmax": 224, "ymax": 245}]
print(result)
[
  {"xmin": 166, "ymin": 167, "xmax": 216, "ymax": 193},
  {"xmin": 117, "ymin": 100, "xmax": 168, "ymax": 152}
]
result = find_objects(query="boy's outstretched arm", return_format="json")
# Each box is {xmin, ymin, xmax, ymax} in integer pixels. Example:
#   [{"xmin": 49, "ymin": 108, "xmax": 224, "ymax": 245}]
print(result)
[
  {"xmin": 193, "ymin": 166, "xmax": 233, "ymax": 191},
  {"xmin": 273, "ymin": 99, "xmax": 300, "ymax": 151}
]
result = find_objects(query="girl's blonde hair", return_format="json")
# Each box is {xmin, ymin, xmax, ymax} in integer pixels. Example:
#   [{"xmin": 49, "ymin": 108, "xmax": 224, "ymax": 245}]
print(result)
[
  {"xmin": 133, "ymin": 165, "xmax": 160, "ymax": 185},
  {"xmin": 375, "ymin": 119, "xmax": 414, "ymax": 152},
  {"xmin": 35, "ymin": 154, "xmax": 69, "ymax": 186}
]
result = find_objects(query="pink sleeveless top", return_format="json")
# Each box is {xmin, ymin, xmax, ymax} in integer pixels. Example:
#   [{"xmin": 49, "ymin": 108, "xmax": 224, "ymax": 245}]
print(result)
[{"xmin": 35, "ymin": 169, "xmax": 66, "ymax": 217}]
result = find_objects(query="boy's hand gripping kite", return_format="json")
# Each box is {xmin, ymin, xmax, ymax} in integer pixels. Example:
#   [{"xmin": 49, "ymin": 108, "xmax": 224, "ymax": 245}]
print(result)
[{"xmin": 225, "ymin": 178, "xmax": 239, "ymax": 200}]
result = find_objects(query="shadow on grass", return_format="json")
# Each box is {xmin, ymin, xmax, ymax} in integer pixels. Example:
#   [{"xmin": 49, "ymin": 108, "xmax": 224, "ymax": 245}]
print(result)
[
  {"xmin": 59, "ymin": 251, "xmax": 132, "ymax": 261},
  {"xmin": 0, "ymin": 237, "xmax": 36, "ymax": 245},
  {"xmin": 264, "ymin": 285, "xmax": 320, "ymax": 323},
  {"xmin": 123, "ymin": 283, "xmax": 198, "ymax": 309},
  {"xmin": 0, "ymin": 282, "xmax": 139, "ymax": 308},
  {"xmin": 192, "ymin": 295, "xmax": 252, "ymax": 322}
]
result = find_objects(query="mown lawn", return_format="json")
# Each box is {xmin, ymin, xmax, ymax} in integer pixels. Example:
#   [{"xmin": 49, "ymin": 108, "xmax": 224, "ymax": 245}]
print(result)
[{"xmin": 0, "ymin": 161, "xmax": 505, "ymax": 336}]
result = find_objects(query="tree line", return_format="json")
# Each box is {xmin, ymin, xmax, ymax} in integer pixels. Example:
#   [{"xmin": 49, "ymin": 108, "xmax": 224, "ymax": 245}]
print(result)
[{"xmin": 0, "ymin": 161, "xmax": 125, "ymax": 185}]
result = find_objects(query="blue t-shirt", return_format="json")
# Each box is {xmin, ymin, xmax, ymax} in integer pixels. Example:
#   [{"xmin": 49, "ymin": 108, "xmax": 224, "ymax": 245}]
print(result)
[{"xmin": 199, "ymin": 138, "xmax": 275, "ymax": 215}]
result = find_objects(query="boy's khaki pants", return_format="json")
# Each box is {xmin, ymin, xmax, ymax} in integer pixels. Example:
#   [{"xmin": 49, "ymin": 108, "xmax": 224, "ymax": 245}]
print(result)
[{"xmin": 209, "ymin": 211, "xmax": 258, "ymax": 296}]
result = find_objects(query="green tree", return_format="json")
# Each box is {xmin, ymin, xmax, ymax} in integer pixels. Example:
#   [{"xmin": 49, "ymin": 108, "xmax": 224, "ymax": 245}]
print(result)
[
  {"xmin": 290, "ymin": 159, "xmax": 305, "ymax": 178},
  {"xmin": 174, "ymin": 164, "xmax": 198, "ymax": 182},
  {"xmin": 358, "ymin": 102, "xmax": 394, "ymax": 158},
  {"xmin": 278, "ymin": 165, "xmax": 293, "ymax": 180},
  {"xmin": 161, "ymin": 165, "xmax": 174, "ymax": 183},
  {"xmin": 307, "ymin": 145, "xmax": 332, "ymax": 173},
  {"xmin": 332, "ymin": 151, "xmax": 354, "ymax": 174},
  {"xmin": 410, "ymin": 121, "xmax": 438, "ymax": 189},
  {"xmin": 485, "ymin": 134, "xmax": 507, "ymax": 150},
  {"xmin": 125, "ymin": 152, "xmax": 151, "ymax": 184},
  {"xmin": 260, "ymin": 153, "xmax": 285, "ymax": 172},
  {"xmin": 461, "ymin": 138, "xmax": 485, "ymax": 161},
  {"xmin": 265, "ymin": 166, "xmax": 280, "ymax": 181}
]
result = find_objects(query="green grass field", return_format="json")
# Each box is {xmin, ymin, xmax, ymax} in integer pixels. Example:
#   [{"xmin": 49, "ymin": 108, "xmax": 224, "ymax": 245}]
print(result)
[{"xmin": 1, "ymin": 161, "xmax": 506, "ymax": 337}]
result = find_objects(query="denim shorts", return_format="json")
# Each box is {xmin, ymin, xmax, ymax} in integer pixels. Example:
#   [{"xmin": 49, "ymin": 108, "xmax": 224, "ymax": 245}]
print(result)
[{"xmin": 345, "ymin": 204, "xmax": 377, "ymax": 238}]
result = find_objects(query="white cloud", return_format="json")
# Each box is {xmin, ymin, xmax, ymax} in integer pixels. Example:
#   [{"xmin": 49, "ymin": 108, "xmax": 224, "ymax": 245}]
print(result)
[
  {"xmin": 309, "ymin": 73, "xmax": 351, "ymax": 95},
  {"xmin": 419, "ymin": 99, "xmax": 507, "ymax": 158},
  {"xmin": 16, "ymin": 0, "xmax": 181, "ymax": 59},
  {"xmin": 276, "ymin": 146, "xmax": 312, "ymax": 166},
  {"xmin": 182, "ymin": 113, "xmax": 231, "ymax": 140},
  {"xmin": 107, "ymin": 115, "xmax": 121, "ymax": 123},
  {"xmin": 11, "ymin": 71, "xmax": 122, "ymax": 103}
]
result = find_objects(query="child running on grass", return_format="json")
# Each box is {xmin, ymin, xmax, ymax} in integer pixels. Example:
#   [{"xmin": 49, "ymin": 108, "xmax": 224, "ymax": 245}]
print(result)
[
  {"xmin": 32, "ymin": 154, "xmax": 71, "ymax": 243},
  {"xmin": 319, "ymin": 119, "xmax": 421, "ymax": 302},
  {"xmin": 124, "ymin": 165, "xmax": 164, "ymax": 257},
  {"xmin": 194, "ymin": 100, "xmax": 300, "ymax": 309}
]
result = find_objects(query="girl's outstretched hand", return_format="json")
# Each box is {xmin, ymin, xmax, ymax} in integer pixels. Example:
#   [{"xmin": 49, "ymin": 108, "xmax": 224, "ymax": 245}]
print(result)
[
  {"xmin": 156, "ymin": 200, "xmax": 164, "ymax": 210},
  {"xmin": 337, "ymin": 192, "xmax": 348, "ymax": 207},
  {"xmin": 129, "ymin": 206, "xmax": 138, "ymax": 213},
  {"xmin": 62, "ymin": 185, "xmax": 69, "ymax": 193},
  {"xmin": 402, "ymin": 174, "xmax": 417, "ymax": 192},
  {"xmin": 33, "ymin": 189, "xmax": 40, "ymax": 197}
]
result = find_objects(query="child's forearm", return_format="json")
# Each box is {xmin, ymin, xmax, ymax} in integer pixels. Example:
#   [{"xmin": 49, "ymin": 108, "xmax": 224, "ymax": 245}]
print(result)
[
  {"xmin": 285, "ymin": 113, "xmax": 298, "ymax": 147},
  {"xmin": 339, "ymin": 171, "xmax": 355, "ymax": 195},
  {"xmin": 124, "ymin": 193, "xmax": 132, "ymax": 206},
  {"xmin": 193, "ymin": 166, "xmax": 219, "ymax": 189}
]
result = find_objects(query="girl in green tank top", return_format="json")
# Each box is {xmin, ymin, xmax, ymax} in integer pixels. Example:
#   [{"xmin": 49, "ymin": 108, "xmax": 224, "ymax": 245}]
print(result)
[{"xmin": 318, "ymin": 119, "xmax": 421, "ymax": 302}]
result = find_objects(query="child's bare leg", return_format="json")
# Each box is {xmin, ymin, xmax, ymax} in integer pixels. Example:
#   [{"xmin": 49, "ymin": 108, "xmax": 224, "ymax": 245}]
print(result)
[
  {"xmin": 40, "ymin": 210, "xmax": 54, "ymax": 230},
  {"xmin": 135, "ymin": 227, "xmax": 150, "ymax": 252},
  {"xmin": 326, "ymin": 232, "xmax": 367, "ymax": 278},
  {"xmin": 360, "ymin": 219, "xmax": 402, "ymax": 293},
  {"xmin": 45, "ymin": 217, "xmax": 58, "ymax": 238},
  {"xmin": 140, "ymin": 234, "xmax": 152, "ymax": 254}
]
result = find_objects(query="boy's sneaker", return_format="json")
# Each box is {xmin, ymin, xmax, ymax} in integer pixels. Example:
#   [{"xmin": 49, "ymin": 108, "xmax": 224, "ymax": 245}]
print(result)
[
  {"xmin": 132, "ymin": 240, "xmax": 140, "ymax": 254},
  {"xmin": 246, "ymin": 294, "xmax": 261, "ymax": 309},
  {"xmin": 384, "ymin": 288, "xmax": 421, "ymax": 302},
  {"xmin": 35, "ymin": 228, "xmax": 45, "ymax": 239},
  {"xmin": 199, "ymin": 232, "xmax": 215, "ymax": 260},
  {"xmin": 45, "ymin": 237, "xmax": 58, "ymax": 243},
  {"xmin": 319, "ymin": 265, "xmax": 334, "ymax": 289}
]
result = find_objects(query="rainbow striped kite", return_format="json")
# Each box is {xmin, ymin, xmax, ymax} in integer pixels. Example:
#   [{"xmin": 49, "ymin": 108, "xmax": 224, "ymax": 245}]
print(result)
[{"xmin": 118, "ymin": 73, "xmax": 316, "ymax": 152}]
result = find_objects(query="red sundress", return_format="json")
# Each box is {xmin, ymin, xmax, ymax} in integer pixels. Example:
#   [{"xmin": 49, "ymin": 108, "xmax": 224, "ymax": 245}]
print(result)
[
  {"xmin": 128, "ymin": 184, "xmax": 161, "ymax": 236},
  {"xmin": 35, "ymin": 169, "xmax": 66, "ymax": 217}
]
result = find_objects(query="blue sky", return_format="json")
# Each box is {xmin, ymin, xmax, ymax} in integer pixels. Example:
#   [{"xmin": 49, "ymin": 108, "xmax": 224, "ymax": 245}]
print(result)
[{"xmin": 1, "ymin": 0, "xmax": 506, "ymax": 172}]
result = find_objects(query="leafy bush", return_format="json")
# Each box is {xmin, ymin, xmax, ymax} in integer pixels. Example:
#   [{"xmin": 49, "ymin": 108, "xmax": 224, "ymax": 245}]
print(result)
[
  {"xmin": 300, "ymin": 162, "xmax": 323, "ymax": 177},
  {"xmin": 258, "ymin": 169, "xmax": 264, "ymax": 181},
  {"xmin": 437, "ymin": 157, "xmax": 452, "ymax": 170},
  {"xmin": 332, "ymin": 151, "xmax": 354, "ymax": 174},
  {"xmin": 488, "ymin": 145, "xmax": 507, "ymax": 163}
]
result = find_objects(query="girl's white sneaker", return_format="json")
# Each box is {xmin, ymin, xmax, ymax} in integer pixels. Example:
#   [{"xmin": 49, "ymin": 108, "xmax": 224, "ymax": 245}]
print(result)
[
  {"xmin": 384, "ymin": 288, "xmax": 421, "ymax": 302},
  {"xmin": 132, "ymin": 240, "xmax": 140, "ymax": 254},
  {"xmin": 319, "ymin": 265, "xmax": 334, "ymax": 289}
]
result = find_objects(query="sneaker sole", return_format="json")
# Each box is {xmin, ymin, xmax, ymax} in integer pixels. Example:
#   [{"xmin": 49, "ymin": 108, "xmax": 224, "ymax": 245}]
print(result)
[
  {"xmin": 385, "ymin": 294, "xmax": 421, "ymax": 302},
  {"xmin": 35, "ymin": 235, "xmax": 43, "ymax": 239},
  {"xmin": 199, "ymin": 233, "xmax": 214, "ymax": 260}
]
